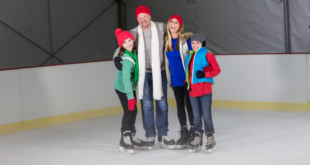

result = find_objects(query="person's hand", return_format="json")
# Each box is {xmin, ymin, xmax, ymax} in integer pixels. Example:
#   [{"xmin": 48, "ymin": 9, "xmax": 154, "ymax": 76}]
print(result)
[
  {"xmin": 114, "ymin": 57, "xmax": 123, "ymax": 71},
  {"xmin": 197, "ymin": 70, "xmax": 205, "ymax": 78},
  {"xmin": 128, "ymin": 99, "xmax": 137, "ymax": 111}
]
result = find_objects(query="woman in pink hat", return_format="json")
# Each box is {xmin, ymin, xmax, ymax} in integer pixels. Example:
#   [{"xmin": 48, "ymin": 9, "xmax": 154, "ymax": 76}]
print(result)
[
  {"xmin": 114, "ymin": 28, "xmax": 146, "ymax": 154},
  {"xmin": 164, "ymin": 14, "xmax": 195, "ymax": 149}
]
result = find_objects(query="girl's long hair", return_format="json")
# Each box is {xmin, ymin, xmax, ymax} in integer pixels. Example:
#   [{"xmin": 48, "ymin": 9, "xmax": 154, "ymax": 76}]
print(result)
[
  {"xmin": 118, "ymin": 44, "xmax": 138, "ymax": 57},
  {"xmin": 166, "ymin": 18, "xmax": 184, "ymax": 52}
]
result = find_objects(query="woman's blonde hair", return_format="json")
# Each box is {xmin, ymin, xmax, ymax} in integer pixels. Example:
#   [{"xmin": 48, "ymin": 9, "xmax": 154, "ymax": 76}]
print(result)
[{"xmin": 166, "ymin": 18, "xmax": 184, "ymax": 52}]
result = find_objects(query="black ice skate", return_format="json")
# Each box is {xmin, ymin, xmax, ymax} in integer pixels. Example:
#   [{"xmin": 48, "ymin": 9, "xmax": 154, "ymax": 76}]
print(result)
[
  {"xmin": 176, "ymin": 126, "xmax": 189, "ymax": 149},
  {"xmin": 188, "ymin": 132, "xmax": 203, "ymax": 153},
  {"xmin": 119, "ymin": 131, "xmax": 134, "ymax": 154},
  {"xmin": 145, "ymin": 137, "xmax": 155, "ymax": 150},
  {"xmin": 187, "ymin": 126, "xmax": 195, "ymax": 146},
  {"xmin": 205, "ymin": 133, "xmax": 216, "ymax": 153},
  {"xmin": 158, "ymin": 136, "xmax": 176, "ymax": 149},
  {"xmin": 130, "ymin": 131, "xmax": 146, "ymax": 149}
]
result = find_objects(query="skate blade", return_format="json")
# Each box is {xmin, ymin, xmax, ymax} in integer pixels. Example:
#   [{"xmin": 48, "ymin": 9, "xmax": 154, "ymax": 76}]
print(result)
[
  {"xmin": 147, "ymin": 146, "xmax": 153, "ymax": 150},
  {"xmin": 207, "ymin": 146, "xmax": 216, "ymax": 153},
  {"xmin": 119, "ymin": 147, "xmax": 134, "ymax": 154},
  {"xmin": 159, "ymin": 142, "xmax": 176, "ymax": 149},
  {"xmin": 176, "ymin": 144, "xmax": 187, "ymax": 149},
  {"xmin": 188, "ymin": 146, "xmax": 201, "ymax": 153},
  {"xmin": 134, "ymin": 146, "xmax": 148, "ymax": 150}
]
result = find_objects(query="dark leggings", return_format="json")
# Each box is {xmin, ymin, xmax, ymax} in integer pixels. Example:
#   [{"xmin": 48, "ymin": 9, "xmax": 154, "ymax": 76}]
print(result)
[
  {"xmin": 115, "ymin": 89, "xmax": 137, "ymax": 134},
  {"xmin": 173, "ymin": 86, "xmax": 194, "ymax": 127}
]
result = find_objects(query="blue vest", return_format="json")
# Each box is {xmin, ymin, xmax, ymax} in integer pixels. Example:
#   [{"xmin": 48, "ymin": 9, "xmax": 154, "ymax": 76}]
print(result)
[{"xmin": 185, "ymin": 47, "xmax": 214, "ymax": 85}]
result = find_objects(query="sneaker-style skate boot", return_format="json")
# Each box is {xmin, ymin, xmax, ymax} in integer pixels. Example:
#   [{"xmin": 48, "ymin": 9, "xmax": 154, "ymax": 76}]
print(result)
[
  {"xmin": 145, "ymin": 137, "xmax": 155, "ymax": 150},
  {"xmin": 119, "ymin": 131, "xmax": 134, "ymax": 154},
  {"xmin": 176, "ymin": 126, "xmax": 189, "ymax": 149},
  {"xmin": 205, "ymin": 133, "xmax": 216, "ymax": 153},
  {"xmin": 188, "ymin": 132, "xmax": 203, "ymax": 153},
  {"xmin": 130, "ymin": 130, "xmax": 146, "ymax": 149},
  {"xmin": 158, "ymin": 136, "xmax": 176, "ymax": 149},
  {"xmin": 186, "ymin": 126, "xmax": 195, "ymax": 146}
]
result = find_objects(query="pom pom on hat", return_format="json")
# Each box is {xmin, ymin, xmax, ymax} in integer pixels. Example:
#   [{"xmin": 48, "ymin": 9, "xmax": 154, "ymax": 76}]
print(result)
[
  {"xmin": 114, "ymin": 28, "xmax": 135, "ymax": 47},
  {"xmin": 115, "ymin": 28, "xmax": 122, "ymax": 36}
]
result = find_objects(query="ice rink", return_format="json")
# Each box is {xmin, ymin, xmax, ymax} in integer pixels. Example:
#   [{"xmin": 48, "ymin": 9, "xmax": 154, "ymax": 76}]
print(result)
[{"xmin": 0, "ymin": 107, "xmax": 309, "ymax": 165}]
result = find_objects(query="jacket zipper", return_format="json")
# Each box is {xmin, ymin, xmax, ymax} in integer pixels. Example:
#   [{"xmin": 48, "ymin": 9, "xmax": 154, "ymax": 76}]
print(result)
[
  {"xmin": 186, "ymin": 53, "xmax": 192, "ymax": 90},
  {"xmin": 192, "ymin": 47, "xmax": 202, "ymax": 85}
]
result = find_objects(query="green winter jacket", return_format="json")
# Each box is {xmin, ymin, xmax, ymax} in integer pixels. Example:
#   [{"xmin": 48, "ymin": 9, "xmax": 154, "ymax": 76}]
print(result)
[{"xmin": 114, "ymin": 53, "xmax": 137, "ymax": 100}]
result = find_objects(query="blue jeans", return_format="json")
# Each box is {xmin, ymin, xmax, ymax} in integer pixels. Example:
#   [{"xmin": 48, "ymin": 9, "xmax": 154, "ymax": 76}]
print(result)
[
  {"xmin": 190, "ymin": 94, "xmax": 215, "ymax": 134},
  {"xmin": 141, "ymin": 71, "xmax": 168, "ymax": 137}
]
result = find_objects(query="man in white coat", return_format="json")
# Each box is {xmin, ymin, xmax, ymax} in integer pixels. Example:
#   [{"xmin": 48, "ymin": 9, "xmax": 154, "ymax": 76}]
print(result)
[{"xmin": 113, "ymin": 6, "xmax": 175, "ymax": 150}]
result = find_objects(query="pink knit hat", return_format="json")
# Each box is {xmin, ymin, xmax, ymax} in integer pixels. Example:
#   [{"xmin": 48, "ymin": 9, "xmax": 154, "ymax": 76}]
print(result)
[{"xmin": 115, "ymin": 28, "xmax": 134, "ymax": 47}]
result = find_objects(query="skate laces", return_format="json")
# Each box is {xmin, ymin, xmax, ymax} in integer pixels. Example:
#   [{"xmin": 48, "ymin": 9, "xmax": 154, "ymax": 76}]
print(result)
[
  {"xmin": 177, "ymin": 131, "xmax": 182, "ymax": 139},
  {"xmin": 146, "ymin": 137, "xmax": 155, "ymax": 142},
  {"xmin": 163, "ymin": 136, "xmax": 172, "ymax": 141},
  {"xmin": 178, "ymin": 129, "xmax": 185, "ymax": 137},
  {"xmin": 191, "ymin": 136, "xmax": 201, "ymax": 145},
  {"xmin": 207, "ymin": 136, "xmax": 215, "ymax": 145},
  {"xmin": 178, "ymin": 131, "xmax": 182, "ymax": 138},
  {"xmin": 123, "ymin": 136, "xmax": 132, "ymax": 145},
  {"xmin": 132, "ymin": 136, "xmax": 142, "ymax": 143},
  {"xmin": 179, "ymin": 126, "xmax": 187, "ymax": 137}
]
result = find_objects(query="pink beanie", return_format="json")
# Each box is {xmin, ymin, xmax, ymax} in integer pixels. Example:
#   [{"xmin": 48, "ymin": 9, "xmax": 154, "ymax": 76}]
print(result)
[{"xmin": 115, "ymin": 28, "xmax": 134, "ymax": 47}]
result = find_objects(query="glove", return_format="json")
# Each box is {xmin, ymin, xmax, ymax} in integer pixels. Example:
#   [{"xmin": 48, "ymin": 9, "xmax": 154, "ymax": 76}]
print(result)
[
  {"xmin": 128, "ymin": 99, "xmax": 137, "ymax": 111},
  {"xmin": 184, "ymin": 81, "xmax": 188, "ymax": 91},
  {"xmin": 196, "ymin": 70, "xmax": 205, "ymax": 78},
  {"xmin": 114, "ymin": 57, "xmax": 123, "ymax": 71}
]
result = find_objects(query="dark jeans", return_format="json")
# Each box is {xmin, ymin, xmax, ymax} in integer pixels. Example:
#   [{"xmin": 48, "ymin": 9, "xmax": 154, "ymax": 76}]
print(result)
[
  {"xmin": 115, "ymin": 89, "xmax": 137, "ymax": 135},
  {"xmin": 141, "ymin": 71, "xmax": 168, "ymax": 137},
  {"xmin": 190, "ymin": 93, "xmax": 215, "ymax": 134},
  {"xmin": 173, "ymin": 86, "xmax": 194, "ymax": 127}
]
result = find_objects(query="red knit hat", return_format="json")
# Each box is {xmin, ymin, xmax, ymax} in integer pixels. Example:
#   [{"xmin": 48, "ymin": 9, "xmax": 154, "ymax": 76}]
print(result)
[
  {"xmin": 135, "ymin": 6, "xmax": 151, "ymax": 18},
  {"xmin": 169, "ymin": 14, "xmax": 183, "ymax": 28},
  {"xmin": 115, "ymin": 28, "xmax": 134, "ymax": 47}
]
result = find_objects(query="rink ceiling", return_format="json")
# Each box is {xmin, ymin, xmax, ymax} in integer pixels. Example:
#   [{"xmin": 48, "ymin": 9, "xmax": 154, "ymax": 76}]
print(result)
[
  {"xmin": 0, "ymin": 0, "xmax": 118, "ymax": 69},
  {"xmin": 1, "ymin": 0, "xmax": 310, "ymax": 70}
]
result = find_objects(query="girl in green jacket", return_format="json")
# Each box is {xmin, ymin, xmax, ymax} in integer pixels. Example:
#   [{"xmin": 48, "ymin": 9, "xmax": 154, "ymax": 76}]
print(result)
[{"xmin": 114, "ymin": 28, "xmax": 145, "ymax": 154}]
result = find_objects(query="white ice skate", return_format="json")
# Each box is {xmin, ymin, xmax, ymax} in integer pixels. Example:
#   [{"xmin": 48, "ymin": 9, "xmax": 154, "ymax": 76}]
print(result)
[
  {"xmin": 145, "ymin": 137, "xmax": 155, "ymax": 150},
  {"xmin": 158, "ymin": 136, "xmax": 176, "ymax": 149}
]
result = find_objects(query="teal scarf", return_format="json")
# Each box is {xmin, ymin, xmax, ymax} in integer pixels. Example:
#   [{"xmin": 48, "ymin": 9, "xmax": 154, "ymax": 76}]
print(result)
[{"xmin": 124, "ymin": 50, "xmax": 139, "ymax": 85}]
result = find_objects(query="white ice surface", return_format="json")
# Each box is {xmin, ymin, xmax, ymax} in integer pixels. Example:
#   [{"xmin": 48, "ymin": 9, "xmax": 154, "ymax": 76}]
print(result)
[{"xmin": 0, "ymin": 107, "xmax": 310, "ymax": 165}]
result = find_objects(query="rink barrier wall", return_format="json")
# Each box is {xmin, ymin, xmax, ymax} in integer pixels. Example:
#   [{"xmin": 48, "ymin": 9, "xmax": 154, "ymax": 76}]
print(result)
[
  {"xmin": 0, "ymin": 104, "xmax": 140, "ymax": 135},
  {"xmin": 1, "ymin": 98, "xmax": 310, "ymax": 135},
  {"xmin": 212, "ymin": 100, "xmax": 310, "ymax": 111},
  {"xmin": 1, "ymin": 54, "xmax": 310, "ymax": 135}
]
